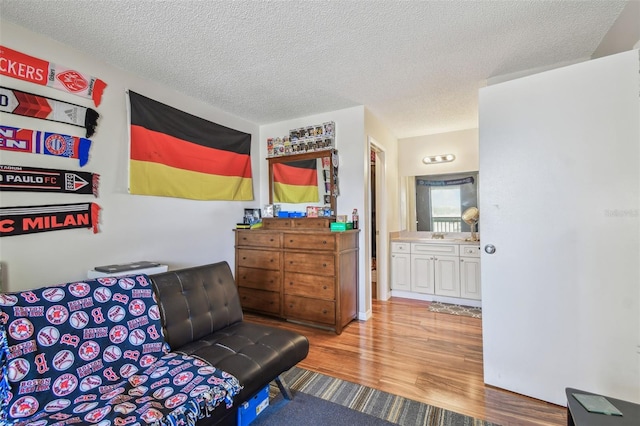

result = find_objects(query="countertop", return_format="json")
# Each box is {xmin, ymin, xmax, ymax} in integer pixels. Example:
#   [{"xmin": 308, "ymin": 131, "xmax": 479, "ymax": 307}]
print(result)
[{"xmin": 390, "ymin": 231, "xmax": 480, "ymax": 245}]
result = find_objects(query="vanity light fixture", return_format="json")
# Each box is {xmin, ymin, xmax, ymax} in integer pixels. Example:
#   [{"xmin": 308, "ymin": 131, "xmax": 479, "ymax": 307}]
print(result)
[{"xmin": 423, "ymin": 154, "xmax": 455, "ymax": 164}]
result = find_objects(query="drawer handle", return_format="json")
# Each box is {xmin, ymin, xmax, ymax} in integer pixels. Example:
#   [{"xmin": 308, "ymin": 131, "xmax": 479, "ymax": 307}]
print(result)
[
  {"xmin": 322, "ymin": 241, "xmax": 327, "ymax": 244},
  {"xmin": 289, "ymin": 304, "xmax": 294, "ymax": 308},
  {"xmin": 322, "ymin": 309, "xmax": 328, "ymax": 314},
  {"xmin": 290, "ymin": 239, "xmax": 294, "ymax": 243},
  {"xmin": 323, "ymin": 286, "xmax": 327, "ymax": 290},
  {"xmin": 270, "ymin": 238, "xmax": 274, "ymax": 242},
  {"xmin": 270, "ymin": 259, "xmax": 274, "ymax": 262},
  {"xmin": 242, "ymin": 275, "xmax": 246, "ymax": 279},
  {"xmin": 460, "ymin": 259, "xmax": 464, "ymax": 262},
  {"xmin": 242, "ymin": 257, "xmax": 247, "ymax": 260},
  {"xmin": 242, "ymin": 237, "xmax": 247, "ymax": 241},
  {"xmin": 322, "ymin": 263, "xmax": 327, "ymax": 267},
  {"xmin": 289, "ymin": 282, "xmax": 294, "ymax": 286}
]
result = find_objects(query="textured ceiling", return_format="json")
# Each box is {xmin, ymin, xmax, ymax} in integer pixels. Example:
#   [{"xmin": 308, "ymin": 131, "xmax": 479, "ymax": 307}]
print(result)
[{"xmin": 0, "ymin": 1, "xmax": 627, "ymax": 138}]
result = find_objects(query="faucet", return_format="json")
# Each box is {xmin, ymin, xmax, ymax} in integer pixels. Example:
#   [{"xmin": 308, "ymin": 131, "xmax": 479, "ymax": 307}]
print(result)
[{"xmin": 432, "ymin": 233, "xmax": 445, "ymax": 239}]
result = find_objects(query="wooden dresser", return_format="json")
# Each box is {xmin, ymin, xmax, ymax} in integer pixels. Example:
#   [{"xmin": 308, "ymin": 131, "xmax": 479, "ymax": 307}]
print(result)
[{"xmin": 235, "ymin": 218, "xmax": 359, "ymax": 334}]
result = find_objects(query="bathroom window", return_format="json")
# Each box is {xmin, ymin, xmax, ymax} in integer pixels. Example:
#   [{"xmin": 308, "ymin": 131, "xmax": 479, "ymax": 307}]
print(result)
[{"xmin": 415, "ymin": 172, "xmax": 478, "ymax": 232}]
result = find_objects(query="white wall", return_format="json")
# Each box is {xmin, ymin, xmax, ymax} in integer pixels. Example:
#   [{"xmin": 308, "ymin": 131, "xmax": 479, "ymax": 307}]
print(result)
[
  {"xmin": 259, "ymin": 107, "xmax": 368, "ymax": 316},
  {"xmin": 364, "ymin": 109, "xmax": 398, "ymax": 304},
  {"xmin": 0, "ymin": 21, "xmax": 261, "ymax": 291}
]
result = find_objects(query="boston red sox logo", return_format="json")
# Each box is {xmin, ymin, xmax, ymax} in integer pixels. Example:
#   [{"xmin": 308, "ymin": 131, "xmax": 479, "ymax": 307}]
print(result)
[
  {"xmin": 150, "ymin": 366, "xmax": 169, "ymax": 379},
  {"xmin": 119, "ymin": 363, "xmax": 138, "ymax": 379},
  {"xmin": 7, "ymin": 358, "xmax": 30, "ymax": 382},
  {"xmin": 190, "ymin": 385, "xmax": 211, "ymax": 398},
  {"xmin": 37, "ymin": 326, "xmax": 60, "ymax": 346},
  {"xmin": 140, "ymin": 408, "xmax": 163, "ymax": 423},
  {"xmin": 79, "ymin": 340, "xmax": 101, "ymax": 361},
  {"xmin": 8, "ymin": 318, "xmax": 34, "ymax": 340},
  {"xmin": 52, "ymin": 350, "xmax": 75, "ymax": 371},
  {"xmin": 80, "ymin": 375, "xmax": 102, "ymax": 392},
  {"xmin": 83, "ymin": 405, "xmax": 112, "ymax": 423},
  {"xmin": 68, "ymin": 282, "xmax": 90, "ymax": 297},
  {"xmin": 109, "ymin": 325, "xmax": 128, "ymax": 344},
  {"xmin": 103, "ymin": 367, "xmax": 119, "ymax": 382},
  {"xmin": 118, "ymin": 277, "xmax": 136, "ymax": 290},
  {"xmin": 93, "ymin": 287, "xmax": 112, "ymax": 303},
  {"xmin": 0, "ymin": 293, "xmax": 18, "ymax": 306},
  {"xmin": 42, "ymin": 287, "xmax": 65, "ymax": 302},
  {"xmin": 20, "ymin": 291, "xmax": 40, "ymax": 303},
  {"xmin": 44, "ymin": 398, "xmax": 71, "ymax": 413},
  {"xmin": 9, "ymin": 395, "xmax": 39, "ymax": 418},
  {"xmin": 46, "ymin": 305, "xmax": 69, "ymax": 325},
  {"xmin": 128, "ymin": 299, "xmax": 146, "ymax": 316},
  {"xmin": 128, "ymin": 328, "xmax": 146, "ymax": 346},
  {"xmin": 114, "ymin": 401, "xmax": 137, "ymax": 414},
  {"xmin": 69, "ymin": 311, "xmax": 90, "ymax": 329},
  {"xmin": 97, "ymin": 277, "xmax": 117, "ymax": 286},
  {"xmin": 139, "ymin": 354, "xmax": 157, "ymax": 367},
  {"xmin": 72, "ymin": 401, "xmax": 99, "ymax": 413},
  {"xmin": 52, "ymin": 373, "xmax": 78, "ymax": 396},
  {"xmin": 165, "ymin": 393, "xmax": 188, "ymax": 409},
  {"xmin": 148, "ymin": 304, "xmax": 160, "ymax": 321},
  {"xmin": 128, "ymin": 374, "xmax": 148, "ymax": 387},
  {"xmin": 107, "ymin": 305, "xmax": 126, "ymax": 322},
  {"xmin": 173, "ymin": 371, "xmax": 193, "ymax": 386},
  {"xmin": 152, "ymin": 386, "xmax": 174, "ymax": 400},
  {"xmin": 92, "ymin": 307, "xmax": 105, "ymax": 324},
  {"xmin": 103, "ymin": 345, "xmax": 123, "ymax": 363}
]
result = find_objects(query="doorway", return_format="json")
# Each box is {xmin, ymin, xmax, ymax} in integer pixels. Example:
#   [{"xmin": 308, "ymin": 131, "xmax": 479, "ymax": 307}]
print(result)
[{"xmin": 368, "ymin": 138, "xmax": 388, "ymax": 303}]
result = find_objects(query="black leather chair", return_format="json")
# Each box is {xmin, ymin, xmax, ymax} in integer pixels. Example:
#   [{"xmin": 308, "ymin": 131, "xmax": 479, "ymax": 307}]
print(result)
[{"xmin": 150, "ymin": 262, "xmax": 309, "ymax": 425}]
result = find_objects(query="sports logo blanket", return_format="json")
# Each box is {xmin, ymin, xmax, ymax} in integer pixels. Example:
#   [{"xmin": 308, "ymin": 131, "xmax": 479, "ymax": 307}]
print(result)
[{"xmin": 0, "ymin": 274, "xmax": 242, "ymax": 425}]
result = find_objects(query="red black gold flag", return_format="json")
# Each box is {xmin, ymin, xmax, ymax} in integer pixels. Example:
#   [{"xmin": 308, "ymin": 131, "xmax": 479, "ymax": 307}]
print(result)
[
  {"xmin": 128, "ymin": 91, "xmax": 253, "ymax": 201},
  {"xmin": 273, "ymin": 159, "xmax": 319, "ymax": 203},
  {"xmin": 0, "ymin": 202, "xmax": 101, "ymax": 237}
]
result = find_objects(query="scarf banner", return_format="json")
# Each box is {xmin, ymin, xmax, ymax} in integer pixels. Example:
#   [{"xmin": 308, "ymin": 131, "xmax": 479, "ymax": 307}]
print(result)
[
  {"xmin": 0, "ymin": 202, "xmax": 100, "ymax": 237},
  {"xmin": 0, "ymin": 125, "xmax": 92, "ymax": 166},
  {"xmin": 0, "ymin": 164, "xmax": 99, "ymax": 196},
  {"xmin": 417, "ymin": 176, "xmax": 475, "ymax": 186},
  {"xmin": 128, "ymin": 90, "xmax": 253, "ymax": 200},
  {"xmin": 0, "ymin": 46, "xmax": 107, "ymax": 107},
  {"xmin": 0, "ymin": 86, "xmax": 100, "ymax": 137},
  {"xmin": 273, "ymin": 159, "xmax": 319, "ymax": 203}
]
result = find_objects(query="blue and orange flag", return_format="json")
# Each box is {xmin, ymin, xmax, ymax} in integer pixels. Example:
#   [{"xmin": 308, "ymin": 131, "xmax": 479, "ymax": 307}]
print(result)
[
  {"xmin": 273, "ymin": 159, "xmax": 319, "ymax": 203},
  {"xmin": 127, "ymin": 91, "xmax": 253, "ymax": 200}
]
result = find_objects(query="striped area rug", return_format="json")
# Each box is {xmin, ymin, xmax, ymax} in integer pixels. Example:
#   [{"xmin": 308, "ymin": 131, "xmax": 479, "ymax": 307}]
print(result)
[{"xmin": 273, "ymin": 367, "xmax": 498, "ymax": 426}]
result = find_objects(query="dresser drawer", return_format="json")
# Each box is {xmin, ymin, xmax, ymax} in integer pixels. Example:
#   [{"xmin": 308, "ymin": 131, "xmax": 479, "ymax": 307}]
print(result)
[
  {"xmin": 237, "ymin": 267, "xmax": 280, "ymax": 292},
  {"xmin": 284, "ymin": 233, "xmax": 336, "ymax": 251},
  {"xmin": 411, "ymin": 243, "xmax": 459, "ymax": 256},
  {"xmin": 238, "ymin": 288, "xmax": 280, "ymax": 315},
  {"xmin": 460, "ymin": 245, "xmax": 480, "ymax": 257},
  {"xmin": 237, "ymin": 249, "xmax": 280, "ymax": 270},
  {"xmin": 284, "ymin": 252, "xmax": 335, "ymax": 276},
  {"xmin": 284, "ymin": 295, "xmax": 335, "ymax": 325},
  {"xmin": 291, "ymin": 218, "xmax": 333, "ymax": 229},
  {"xmin": 284, "ymin": 272, "xmax": 335, "ymax": 300},
  {"xmin": 391, "ymin": 242, "xmax": 410, "ymax": 253},
  {"xmin": 236, "ymin": 231, "xmax": 280, "ymax": 248}
]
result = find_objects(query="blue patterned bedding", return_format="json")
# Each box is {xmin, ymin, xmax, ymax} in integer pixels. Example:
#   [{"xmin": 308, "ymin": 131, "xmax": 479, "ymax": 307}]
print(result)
[{"xmin": 0, "ymin": 274, "xmax": 242, "ymax": 425}]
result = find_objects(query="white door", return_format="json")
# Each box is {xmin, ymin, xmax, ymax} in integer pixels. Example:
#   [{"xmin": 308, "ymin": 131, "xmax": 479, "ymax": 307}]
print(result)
[
  {"xmin": 390, "ymin": 253, "xmax": 411, "ymax": 291},
  {"xmin": 480, "ymin": 50, "xmax": 640, "ymax": 405}
]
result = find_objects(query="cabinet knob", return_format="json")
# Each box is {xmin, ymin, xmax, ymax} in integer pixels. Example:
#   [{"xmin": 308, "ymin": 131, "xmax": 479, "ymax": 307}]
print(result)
[
  {"xmin": 322, "ymin": 263, "xmax": 327, "ymax": 267},
  {"xmin": 322, "ymin": 241, "xmax": 327, "ymax": 244},
  {"xmin": 289, "ymin": 282, "xmax": 294, "ymax": 286},
  {"xmin": 270, "ymin": 259, "xmax": 274, "ymax": 262},
  {"xmin": 242, "ymin": 275, "xmax": 246, "ymax": 279},
  {"xmin": 323, "ymin": 286, "xmax": 327, "ymax": 290},
  {"xmin": 460, "ymin": 259, "xmax": 464, "ymax": 262},
  {"xmin": 242, "ymin": 257, "xmax": 247, "ymax": 260},
  {"xmin": 322, "ymin": 310, "xmax": 328, "ymax": 314},
  {"xmin": 270, "ymin": 238, "xmax": 274, "ymax": 242},
  {"xmin": 290, "ymin": 239, "xmax": 294, "ymax": 243}
]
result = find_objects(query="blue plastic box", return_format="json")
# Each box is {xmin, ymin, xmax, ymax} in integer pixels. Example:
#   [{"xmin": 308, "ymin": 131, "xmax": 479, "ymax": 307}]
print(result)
[{"xmin": 237, "ymin": 385, "xmax": 269, "ymax": 426}]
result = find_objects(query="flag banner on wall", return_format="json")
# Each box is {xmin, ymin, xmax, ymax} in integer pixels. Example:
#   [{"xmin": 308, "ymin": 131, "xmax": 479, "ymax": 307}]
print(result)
[
  {"xmin": 417, "ymin": 176, "xmax": 475, "ymax": 186},
  {"xmin": 0, "ymin": 86, "xmax": 100, "ymax": 137},
  {"xmin": 273, "ymin": 159, "xmax": 319, "ymax": 203},
  {"xmin": 127, "ymin": 90, "xmax": 253, "ymax": 200},
  {"xmin": 0, "ymin": 46, "xmax": 107, "ymax": 107},
  {"xmin": 0, "ymin": 125, "xmax": 92, "ymax": 167},
  {"xmin": 0, "ymin": 165, "xmax": 99, "ymax": 196},
  {"xmin": 0, "ymin": 202, "xmax": 100, "ymax": 237}
]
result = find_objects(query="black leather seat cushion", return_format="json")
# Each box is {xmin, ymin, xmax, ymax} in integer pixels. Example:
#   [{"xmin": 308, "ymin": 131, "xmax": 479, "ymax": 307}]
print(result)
[{"xmin": 150, "ymin": 262, "xmax": 309, "ymax": 425}]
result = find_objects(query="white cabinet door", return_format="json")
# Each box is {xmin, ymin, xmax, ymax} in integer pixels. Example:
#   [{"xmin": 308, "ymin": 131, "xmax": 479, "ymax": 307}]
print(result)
[
  {"xmin": 460, "ymin": 257, "xmax": 481, "ymax": 300},
  {"xmin": 390, "ymin": 253, "xmax": 411, "ymax": 291},
  {"xmin": 410, "ymin": 254, "xmax": 434, "ymax": 294},
  {"xmin": 434, "ymin": 255, "xmax": 460, "ymax": 297}
]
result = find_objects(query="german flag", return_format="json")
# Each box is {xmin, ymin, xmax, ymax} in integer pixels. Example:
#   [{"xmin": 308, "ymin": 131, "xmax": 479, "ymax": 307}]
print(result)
[
  {"xmin": 273, "ymin": 159, "xmax": 319, "ymax": 203},
  {"xmin": 128, "ymin": 91, "xmax": 253, "ymax": 200}
]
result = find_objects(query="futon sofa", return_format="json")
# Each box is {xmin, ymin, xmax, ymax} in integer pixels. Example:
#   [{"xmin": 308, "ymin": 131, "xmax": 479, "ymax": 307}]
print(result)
[{"xmin": 0, "ymin": 261, "xmax": 309, "ymax": 425}]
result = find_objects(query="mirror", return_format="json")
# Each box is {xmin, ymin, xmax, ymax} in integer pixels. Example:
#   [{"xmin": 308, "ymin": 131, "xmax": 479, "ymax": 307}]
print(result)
[
  {"xmin": 406, "ymin": 172, "xmax": 479, "ymax": 232},
  {"xmin": 268, "ymin": 149, "xmax": 337, "ymax": 215}
]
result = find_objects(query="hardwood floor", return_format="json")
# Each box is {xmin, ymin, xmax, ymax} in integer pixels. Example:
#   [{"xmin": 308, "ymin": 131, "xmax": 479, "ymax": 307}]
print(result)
[{"xmin": 244, "ymin": 297, "xmax": 567, "ymax": 426}]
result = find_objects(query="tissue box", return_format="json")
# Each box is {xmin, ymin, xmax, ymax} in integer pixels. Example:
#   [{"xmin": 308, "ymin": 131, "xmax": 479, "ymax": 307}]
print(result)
[
  {"xmin": 237, "ymin": 385, "xmax": 269, "ymax": 426},
  {"xmin": 330, "ymin": 222, "xmax": 353, "ymax": 232}
]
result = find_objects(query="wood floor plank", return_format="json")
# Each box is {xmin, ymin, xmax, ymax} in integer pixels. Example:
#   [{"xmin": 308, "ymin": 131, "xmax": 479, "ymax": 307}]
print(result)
[{"xmin": 245, "ymin": 297, "xmax": 567, "ymax": 425}]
